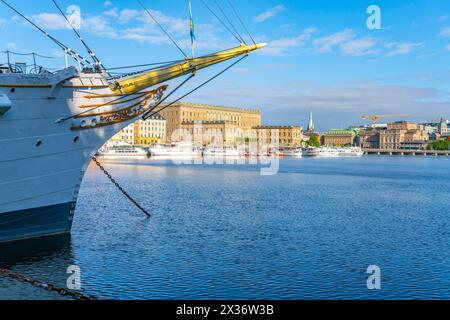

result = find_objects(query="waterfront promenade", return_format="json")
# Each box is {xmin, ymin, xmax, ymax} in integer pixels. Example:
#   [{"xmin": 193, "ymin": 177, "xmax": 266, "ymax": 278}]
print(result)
[{"xmin": 364, "ymin": 149, "xmax": 450, "ymax": 156}]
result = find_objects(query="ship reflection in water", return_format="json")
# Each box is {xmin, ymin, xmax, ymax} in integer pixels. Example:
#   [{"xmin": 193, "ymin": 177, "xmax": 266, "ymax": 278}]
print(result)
[
  {"xmin": 0, "ymin": 234, "xmax": 74, "ymax": 299},
  {"xmin": 1, "ymin": 157, "xmax": 450, "ymax": 300}
]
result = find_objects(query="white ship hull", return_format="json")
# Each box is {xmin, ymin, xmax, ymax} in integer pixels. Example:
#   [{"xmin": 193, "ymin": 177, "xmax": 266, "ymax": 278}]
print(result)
[
  {"xmin": 302, "ymin": 148, "xmax": 320, "ymax": 157},
  {"xmin": 203, "ymin": 148, "xmax": 241, "ymax": 158},
  {"xmin": 0, "ymin": 69, "xmax": 165, "ymax": 243},
  {"xmin": 98, "ymin": 145, "xmax": 149, "ymax": 159},
  {"xmin": 149, "ymin": 144, "xmax": 202, "ymax": 158},
  {"xmin": 280, "ymin": 148, "xmax": 303, "ymax": 157},
  {"xmin": 336, "ymin": 148, "xmax": 364, "ymax": 157},
  {"xmin": 98, "ymin": 153, "xmax": 149, "ymax": 160}
]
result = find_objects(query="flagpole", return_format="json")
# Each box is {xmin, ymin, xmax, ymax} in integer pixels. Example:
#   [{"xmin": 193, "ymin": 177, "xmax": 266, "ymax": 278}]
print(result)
[{"xmin": 189, "ymin": 0, "xmax": 195, "ymax": 59}]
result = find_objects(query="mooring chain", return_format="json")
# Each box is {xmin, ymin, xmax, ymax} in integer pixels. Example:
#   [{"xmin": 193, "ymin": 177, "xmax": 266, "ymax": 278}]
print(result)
[
  {"xmin": 92, "ymin": 157, "xmax": 151, "ymax": 217},
  {"xmin": 0, "ymin": 268, "xmax": 97, "ymax": 300}
]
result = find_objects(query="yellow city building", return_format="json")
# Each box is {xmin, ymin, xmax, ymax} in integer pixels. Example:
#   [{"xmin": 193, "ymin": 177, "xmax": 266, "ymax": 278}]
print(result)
[
  {"xmin": 110, "ymin": 115, "xmax": 166, "ymax": 146},
  {"xmin": 180, "ymin": 120, "xmax": 241, "ymax": 146},
  {"xmin": 252, "ymin": 126, "xmax": 303, "ymax": 147},
  {"xmin": 159, "ymin": 102, "xmax": 261, "ymax": 145},
  {"xmin": 361, "ymin": 121, "xmax": 429, "ymax": 150},
  {"xmin": 323, "ymin": 129, "xmax": 358, "ymax": 147},
  {"xmin": 379, "ymin": 122, "xmax": 428, "ymax": 150}
]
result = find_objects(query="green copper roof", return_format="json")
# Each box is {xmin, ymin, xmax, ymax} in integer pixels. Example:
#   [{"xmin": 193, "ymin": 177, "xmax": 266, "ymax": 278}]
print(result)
[{"xmin": 325, "ymin": 129, "xmax": 357, "ymax": 134}]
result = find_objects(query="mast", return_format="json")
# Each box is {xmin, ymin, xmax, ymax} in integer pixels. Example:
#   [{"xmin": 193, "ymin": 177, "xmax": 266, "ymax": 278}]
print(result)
[
  {"xmin": 0, "ymin": 0, "xmax": 94, "ymax": 69},
  {"xmin": 52, "ymin": 0, "xmax": 106, "ymax": 72},
  {"xmin": 111, "ymin": 43, "xmax": 266, "ymax": 94}
]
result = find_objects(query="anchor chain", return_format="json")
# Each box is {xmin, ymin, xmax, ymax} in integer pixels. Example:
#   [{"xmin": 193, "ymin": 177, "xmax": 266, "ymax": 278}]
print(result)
[
  {"xmin": 0, "ymin": 268, "xmax": 97, "ymax": 300},
  {"xmin": 92, "ymin": 157, "xmax": 151, "ymax": 217}
]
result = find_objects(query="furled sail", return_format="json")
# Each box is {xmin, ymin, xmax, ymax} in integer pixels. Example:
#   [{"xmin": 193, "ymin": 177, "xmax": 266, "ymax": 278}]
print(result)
[{"xmin": 110, "ymin": 43, "xmax": 266, "ymax": 94}]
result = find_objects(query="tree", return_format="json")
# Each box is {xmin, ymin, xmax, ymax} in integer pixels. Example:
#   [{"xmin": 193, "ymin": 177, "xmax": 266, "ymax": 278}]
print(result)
[
  {"xmin": 307, "ymin": 135, "xmax": 321, "ymax": 148},
  {"xmin": 427, "ymin": 140, "xmax": 450, "ymax": 151}
]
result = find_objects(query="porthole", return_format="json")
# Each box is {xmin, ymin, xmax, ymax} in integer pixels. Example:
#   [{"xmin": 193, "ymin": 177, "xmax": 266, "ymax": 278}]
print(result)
[
  {"xmin": 73, "ymin": 136, "xmax": 80, "ymax": 143},
  {"xmin": 36, "ymin": 140, "xmax": 43, "ymax": 147},
  {"xmin": 10, "ymin": 88, "xmax": 15, "ymax": 93}
]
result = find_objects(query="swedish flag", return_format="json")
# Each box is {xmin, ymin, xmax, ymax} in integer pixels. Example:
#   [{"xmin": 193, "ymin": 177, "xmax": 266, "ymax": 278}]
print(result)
[{"xmin": 189, "ymin": 1, "xmax": 196, "ymax": 41}]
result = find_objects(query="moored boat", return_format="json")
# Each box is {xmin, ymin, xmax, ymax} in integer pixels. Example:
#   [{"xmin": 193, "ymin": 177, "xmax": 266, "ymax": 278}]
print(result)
[
  {"xmin": 336, "ymin": 147, "xmax": 364, "ymax": 157},
  {"xmin": 149, "ymin": 142, "xmax": 202, "ymax": 158},
  {"xmin": 280, "ymin": 147, "xmax": 303, "ymax": 157},
  {"xmin": 98, "ymin": 142, "xmax": 149, "ymax": 159},
  {"xmin": 317, "ymin": 147, "xmax": 340, "ymax": 158},
  {"xmin": 203, "ymin": 147, "xmax": 241, "ymax": 157},
  {"xmin": 302, "ymin": 147, "xmax": 320, "ymax": 157}
]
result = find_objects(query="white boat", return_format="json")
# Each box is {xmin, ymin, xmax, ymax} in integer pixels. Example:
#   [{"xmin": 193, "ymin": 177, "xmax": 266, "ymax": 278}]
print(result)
[
  {"xmin": 336, "ymin": 147, "xmax": 364, "ymax": 157},
  {"xmin": 149, "ymin": 142, "xmax": 202, "ymax": 157},
  {"xmin": 317, "ymin": 147, "xmax": 340, "ymax": 158},
  {"xmin": 203, "ymin": 147, "xmax": 241, "ymax": 157},
  {"xmin": 302, "ymin": 147, "xmax": 320, "ymax": 157},
  {"xmin": 98, "ymin": 142, "xmax": 149, "ymax": 159},
  {"xmin": 0, "ymin": 1, "xmax": 264, "ymax": 243},
  {"xmin": 280, "ymin": 147, "xmax": 303, "ymax": 157}
]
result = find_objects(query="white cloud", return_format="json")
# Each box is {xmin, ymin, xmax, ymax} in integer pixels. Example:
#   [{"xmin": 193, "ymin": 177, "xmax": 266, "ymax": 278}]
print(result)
[
  {"xmin": 138, "ymin": 9, "xmax": 189, "ymax": 36},
  {"xmin": 339, "ymin": 37, "xmax": 379, "ymax": 56},
  {"xmin": 21, "ymin": 7, "xmax": 424, "ymax": 60},
  {"xmin": 118, "ymin": 9, "xmax": 141, "ymax": 24},
  {"xmin": 191, "ymin": 80, "xmax": 450, "ymax": 129},
  {"xmin": 440, "ymin": 26, "xmax": 450, "ymax": 37},
  {"xmin": 262, "ymin": 28, "xmax": 318, "ymax": 56},
  {"xmin": 116, "ymin": 8, "xmax": 189, "ymax": 36},
  {"xmin": 104, "ymin": 1, "xmax": 113, "ymax": 7},
  {"xmin": 311, "ymin": 29, "xmax": 420, "ymax": 58},
  {"xmin": 253, "ymin": 5, "xmax": 285, "ymax": 23},
  {"xmin": 385, "ymin": 42, "xmax": 422, "ymax": 57},
  {"xmin": 313, "ymin": 29, "xmax": 355, "ymax": 53},
  {"xmin": 445, "ymin": 44, "xmax": 450, "ymax": 51},
  {"xmin": 82, "ymin": 16, "xmax": 118, "ymax": 38},
  {"xmin": 102, "ymin": 8, "xmax": 119, "ymax": 18},
  {"xmin": 32, "ymin": 13, "xmax": 67, "ymax": 30}
]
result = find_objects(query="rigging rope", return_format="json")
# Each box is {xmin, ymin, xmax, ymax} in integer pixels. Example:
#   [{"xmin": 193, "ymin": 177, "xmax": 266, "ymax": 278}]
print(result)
[
  {"xmin": 0, "ymin": 0, "xmax": 93, "ymax": 68},
  {"xmin": 142, "ymin": 73, "xmax": 195, "ymax": 120},
  {"xmin": 107, "ymin": 59, "xmax": 185, "ymax": 71},
  {"xmin": 200, "ymin": 0, "xmax": 243, "ymax": 44},
  {"xmin": 213, "ymin": 0, "xmax": 246, "ymax": 44},
  {"xmin": 143, "ymin": 55, "xmax": 247, "ymax": 120},
  {"xmin": 108, "ymin": 49, "xmax": 246, "ymax": 79},
  {"xmin": 0, "ymin": 51, "xmax": 55, "ymax": 59},
  {"xmin": 138, "ymin": 0, "xmax": 188, "ymax": 59},
  {"xmin": 52, "ymin": 0, "xmax": 106, "ymax": 72},
  {"xmin": 227, "ymin": 0, "xmax": 256, "ymax": 45},
  {"xmin": 106, "ymin": 60, "xmax": 188, "ymax": 81}
]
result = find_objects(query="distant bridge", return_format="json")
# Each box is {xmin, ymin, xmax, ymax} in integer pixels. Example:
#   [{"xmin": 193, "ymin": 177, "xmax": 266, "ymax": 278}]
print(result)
[{"xmin": 364, "ymin": 149, "xmax": 450, "ymax": 156}]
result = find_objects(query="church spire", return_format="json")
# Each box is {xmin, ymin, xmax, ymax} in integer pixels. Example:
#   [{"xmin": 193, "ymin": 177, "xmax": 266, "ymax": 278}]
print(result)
[
  {"xmin": 307, "ymin": 111, "xmax": 315, "ymax": 132},
  {"xmin": 439, "ymin": 117, "xmax": 448, "ymax": 135}
]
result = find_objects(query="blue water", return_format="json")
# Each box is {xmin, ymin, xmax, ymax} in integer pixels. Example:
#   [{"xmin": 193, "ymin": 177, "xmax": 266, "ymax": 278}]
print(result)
[{"xmin": 1, "ymin": 157, "xmax": 449, "ymax": 299}]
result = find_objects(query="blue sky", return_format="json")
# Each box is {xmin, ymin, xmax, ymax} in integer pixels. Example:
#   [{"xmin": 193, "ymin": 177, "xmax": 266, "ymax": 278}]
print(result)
[{"xmin": 1, "ymin": 0, "xmax": 449, "ymax": 130}]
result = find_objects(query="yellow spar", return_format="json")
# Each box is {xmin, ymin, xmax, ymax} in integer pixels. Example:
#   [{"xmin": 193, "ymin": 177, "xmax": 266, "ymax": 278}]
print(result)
[{"xmin": 110, "ymin": 43, "xmax": 266, "ymax": 94}]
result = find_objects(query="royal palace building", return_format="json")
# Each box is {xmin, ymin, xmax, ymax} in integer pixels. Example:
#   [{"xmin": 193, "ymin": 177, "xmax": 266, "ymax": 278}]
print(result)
[{"xmin": 159, "ymin": 102, "xmax": 261, "ymax": 146}]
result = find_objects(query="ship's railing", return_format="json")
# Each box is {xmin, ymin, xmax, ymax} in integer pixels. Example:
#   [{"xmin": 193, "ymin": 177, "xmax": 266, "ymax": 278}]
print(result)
[{"xmin": 0, "ymin": 50, "xmax": 58, "ymax": 75}]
